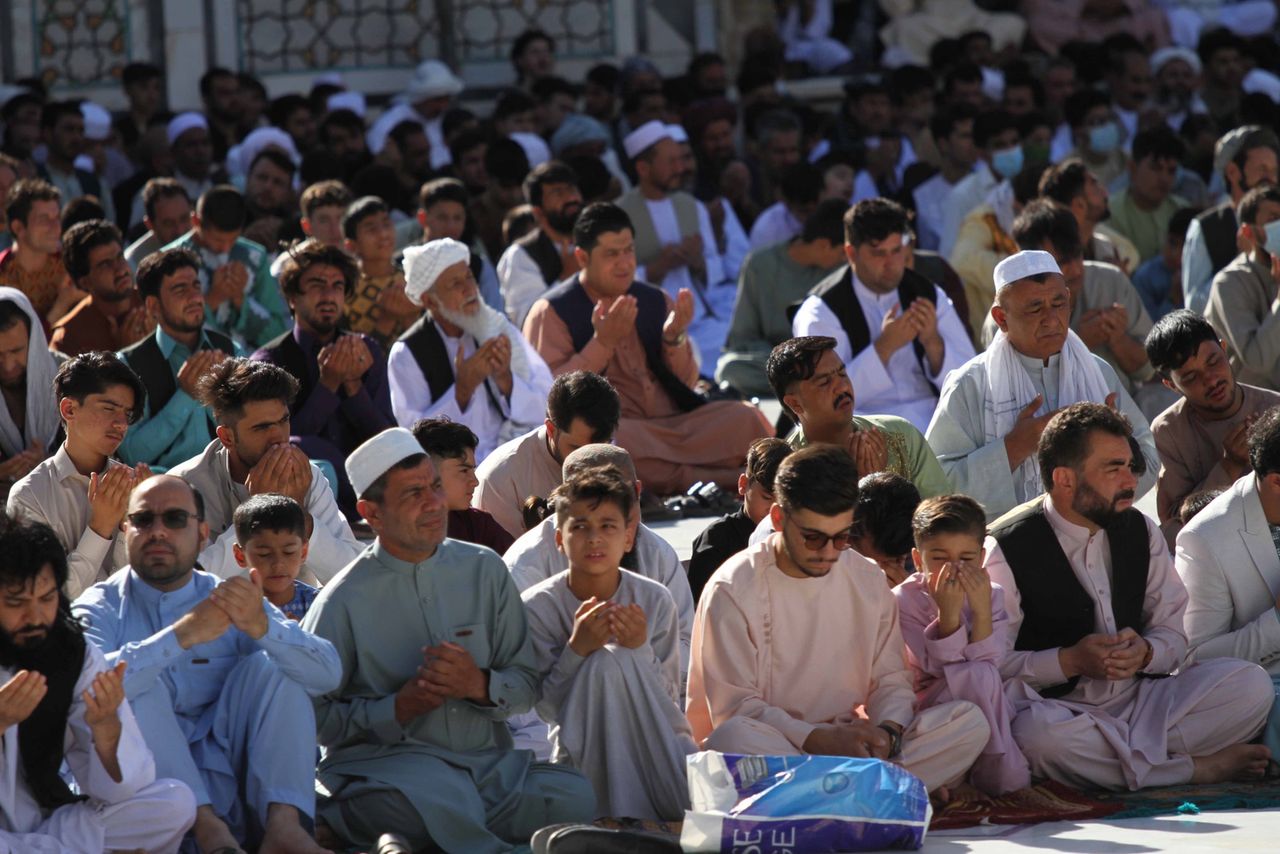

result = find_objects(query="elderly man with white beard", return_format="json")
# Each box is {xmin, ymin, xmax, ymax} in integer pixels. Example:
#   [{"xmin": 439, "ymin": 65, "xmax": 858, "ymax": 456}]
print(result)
[{"xmin": 388, "ymin": 238, "xmax": 555, "ymax": 461}]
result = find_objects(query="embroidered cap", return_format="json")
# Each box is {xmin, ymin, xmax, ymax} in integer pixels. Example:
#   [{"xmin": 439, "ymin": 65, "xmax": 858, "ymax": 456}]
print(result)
[
  {"xmin": 993, "ymin": 249, "xmax": 1062, "ymax": 292},
  {"xmin": 347, "ymin": 427, "xmax": 427, "ymax": 499}
]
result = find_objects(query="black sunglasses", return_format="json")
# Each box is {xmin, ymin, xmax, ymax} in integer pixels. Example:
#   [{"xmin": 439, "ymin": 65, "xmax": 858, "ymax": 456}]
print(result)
[{"xmin": 127, "ymin": 509, "xmax": 198, "ymax": 530}]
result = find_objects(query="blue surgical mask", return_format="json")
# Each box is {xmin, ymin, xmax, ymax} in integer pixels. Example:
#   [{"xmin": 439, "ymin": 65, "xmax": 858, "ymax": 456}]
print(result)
[
  {"xmin": 1088, "ymin": 121, "xmax": 1121, "ymax": 154},
  {"xmin": 990, "ymin": 144, "xmax": 1024, "ymax": 180},
  {"xmin": 1263, "ymin": 219, "xmax": 1280, "ymax": 254}
]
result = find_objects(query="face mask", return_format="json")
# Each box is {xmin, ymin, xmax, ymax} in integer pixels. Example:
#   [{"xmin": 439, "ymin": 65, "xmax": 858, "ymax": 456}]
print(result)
[
  {"xmin": 1023, "ymin": 141, "xmax": 1051, "ymax": 166},
  {"xmin": 990, "ymin": 144, "xmax": 1024, "ymax": 180},
  {"xmin": 1088, "ymin": 121, "xmax": 1121, "ymax": 154},
  {"xmin": 1263, "ymin": 219, "xmax": 1280, "ymax": 254}
]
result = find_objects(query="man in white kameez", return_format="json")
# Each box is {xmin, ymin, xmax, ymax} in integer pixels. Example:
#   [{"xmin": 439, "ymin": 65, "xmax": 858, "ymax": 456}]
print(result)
[
  {"xmin": 0, "ymin": 514, "xmax": 195, "ymax": 854},
  {"xmin": 614, "ymin": 121, "xmax": 734, "ymax": 370},
  {"xmin": 986, "ymin": 402, "xmax": 1274, "ymax": 790},
  {"xmin": 168, "ymin": 357, "xmax": 362, "ymax": 584},
  {"xmin": 389, "ymin": 238, "xmax": 553, "ymax": 462},
  {"xmin": 688, "ymin": 444, "xmax": 990, "ymax": 794},
  {"xmin": 926, "ymin": 250, "xmax": 1158, "ymax": 520},
  {"xmin": 792, "ymin": 197, "xmax": 974, "ymax": 434},
  {"xmin": 303, "ymin": 428, "xmax": 594, "ymax": 853}
]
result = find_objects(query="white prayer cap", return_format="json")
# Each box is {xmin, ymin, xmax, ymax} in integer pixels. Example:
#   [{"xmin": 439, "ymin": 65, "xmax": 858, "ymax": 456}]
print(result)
[
  {"xmin": 400, "ymin": 60, "xmax": 465, "ymax": 103},
  {"xmin": 550, "ymin": 113, "xmax": 609, "ymax": 155},
  {"xmin": 80, "ymin": 101, "xmax": 111, "ymax": 141},
  {"xmin": 366, "ymin": 103, "xmax": 423, "ymax": 155},
  {"xmin": 403, "ymin": 238, "xmax": 470, "ymax": 307},
  {"xmin": 327, "ymin": 90, "xmax": 366, "ymax": 118},
  {"xmin": 623, "ymin": 120, "xmax": 670, "ymax": 160},
  {"xmin": 666, "ymin": 123, "xmax": 689, "ymax": 144},
  {"xmin": 73, "ymin": 154, "xmax": 94, "ymax": 173},
  {"xmin": 227, "ymin": 126, "xmax": 301, "ymax": 178},
  {"xmin": 1244, "ymin": 68, "xmax": 1280, "ymax": 104},
  {"xmin": 1151, "ymin": 46, "xmax": 1201, "ymax": 76},
  {"xmin": 510, "ymin": 131, "xmax": 550, "ymax": 168},
  {"xmin": 314, "ymin": 71, "xmax": 344, "ymax": 88},
  {"xmin": 167, "ymin": 111, "xmax": 208, "ymax": 146},
  {"xmin": 993, "ymin": 249, "xmax": 1061, "ymax": 292},
  {"xmin": 346, "ymin": 427, "xmax": 426, "ymax": 499},
  {"xmin": 1213, "ymin": 124, "xmax": 1269, "ymax": 177}
]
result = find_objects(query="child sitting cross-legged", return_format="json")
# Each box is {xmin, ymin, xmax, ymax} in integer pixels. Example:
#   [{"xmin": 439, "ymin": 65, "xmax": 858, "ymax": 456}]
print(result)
[
  {"xmin": 232, "ymin": 493, "xmax": 318, "ymax": 621},
  {"xmin": 520, "ymin": 466, "xmax": 696, "ymax": 820},
  {"xmin": 891, "ymin": 494, "xmax": 1031, "ymax": 796}
]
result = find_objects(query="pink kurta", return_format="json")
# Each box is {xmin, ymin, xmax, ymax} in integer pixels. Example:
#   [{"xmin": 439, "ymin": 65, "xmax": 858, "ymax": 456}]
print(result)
[
  {"xmin": 984, "ymin": 497, "xmax": 1273, "ymax": 790},
  {"xmin": 893, "ymin": 574, "xmax": 1030, "ymax": 794},
  {"xmin": 687, "ymin": 539, "xmax": 990, "ymax": 791},
  {"xmin": 523, "ymin": 289, "xmax": 771, "ymax": 494}
]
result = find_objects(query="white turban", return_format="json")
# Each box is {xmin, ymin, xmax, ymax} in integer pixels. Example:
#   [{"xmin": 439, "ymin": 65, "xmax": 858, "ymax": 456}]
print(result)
[
  {"xmin": 226, "ymin": 126, "xmax": 301, "ymax": 179},
  {"xmin": 167, "ymin": 111, "xmax": 208, "ymax": 146},
  {"xmin": 403, "ymin": 238, "xmax": 470, "ymax": 307}
]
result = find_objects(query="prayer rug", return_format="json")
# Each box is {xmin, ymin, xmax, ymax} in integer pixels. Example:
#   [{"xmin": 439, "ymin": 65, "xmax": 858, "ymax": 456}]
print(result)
[{"xmin": 929, "ymin": 781, "xmax": 1121, "ymax": 830}]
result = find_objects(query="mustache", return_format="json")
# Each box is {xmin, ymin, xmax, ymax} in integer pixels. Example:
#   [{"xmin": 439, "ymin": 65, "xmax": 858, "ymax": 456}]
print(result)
[
  {"xmin": 834, "ymin": 392, "xmax": 853, "ymax": 407},
  {"xmin": 1113, "ymin": 490, "xmax": 1135, "ymax": 503}
]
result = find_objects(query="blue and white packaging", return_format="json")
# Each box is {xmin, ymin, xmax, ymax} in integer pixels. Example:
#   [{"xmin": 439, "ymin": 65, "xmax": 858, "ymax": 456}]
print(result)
[{"xmin": 681, "ymin": 752, "xmax": 931, "ymax": 853}]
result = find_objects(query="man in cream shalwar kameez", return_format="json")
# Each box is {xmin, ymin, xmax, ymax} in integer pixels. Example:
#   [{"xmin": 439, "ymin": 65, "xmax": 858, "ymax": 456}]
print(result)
[
  {"xmin": 985, "ymin": 404, "xmax": 1273, "ymax": 790},
  {"xmin": 688, "ymin": 445, "xmax": 989, "ymax": 792}
]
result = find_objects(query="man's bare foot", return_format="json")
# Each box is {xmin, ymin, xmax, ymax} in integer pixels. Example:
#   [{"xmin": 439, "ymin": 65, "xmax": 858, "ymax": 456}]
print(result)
[
  {"xmin": 1190, "ymin": 744, "xmax": 1271, "ymax": 784},
  {"xmin": 194, "ymin": 805, "xmax": 245, "ymax": 854},
  {"xmin": 259, "ymin": 803, "xmax": 334, "ymax": 854}
]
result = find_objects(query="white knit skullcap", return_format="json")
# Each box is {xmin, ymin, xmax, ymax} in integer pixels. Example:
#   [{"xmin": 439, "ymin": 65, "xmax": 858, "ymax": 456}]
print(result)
[
  {"xmin": 346, "ymin": 428, "xmax": 426, "ymax": 499},
  {"xmin": 403, "ymin": 238, "xmax": 470, "ymax": 306},
  {"xmin": 993, "ymin": 249, "xmax": 1062, "ymax": 293}
]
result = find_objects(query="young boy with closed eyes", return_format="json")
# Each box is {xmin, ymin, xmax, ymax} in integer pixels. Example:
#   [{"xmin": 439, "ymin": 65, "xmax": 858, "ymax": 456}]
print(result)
[{"xmin": 892, "ymin": 494, "xmax": 1030, "ymax": 795}]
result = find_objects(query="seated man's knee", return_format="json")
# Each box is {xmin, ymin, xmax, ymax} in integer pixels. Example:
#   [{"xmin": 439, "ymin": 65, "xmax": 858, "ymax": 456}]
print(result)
[
  {"xmin": 533, "ymin": 766, "xmax": 597, "ymax": 825},
  {"xmin": 948, "ymin": 700, "xmax": 991, "ymax": 750},
  {"xmin": 327, "ymin": 790, "xmax": 432, "ymax": 851}
]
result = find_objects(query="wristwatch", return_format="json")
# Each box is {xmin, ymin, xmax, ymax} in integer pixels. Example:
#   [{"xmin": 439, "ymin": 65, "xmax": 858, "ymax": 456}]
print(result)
[
  {"xmin": 877, "ymin": 723, "xmax": 903, "ymax": 759},
  {"xmin": 662, "ymin": 331, "xmax": 687, "ymax": 347}
]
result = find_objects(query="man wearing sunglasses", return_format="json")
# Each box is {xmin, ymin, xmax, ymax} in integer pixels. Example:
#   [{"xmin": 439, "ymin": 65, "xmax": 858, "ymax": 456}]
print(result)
[
  {"xmin": 73, "ymin": 474, "xmax": 342, "ymax": 854},
  {"xmin": 687, "ymin": 444, "xmax": 989, "ymax": 795}
]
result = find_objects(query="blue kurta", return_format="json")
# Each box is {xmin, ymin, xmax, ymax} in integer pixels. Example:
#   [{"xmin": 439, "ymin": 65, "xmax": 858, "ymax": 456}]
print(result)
[{"xmin": 302, "ymin": 539, "xmax": 594, "ymax": 852}]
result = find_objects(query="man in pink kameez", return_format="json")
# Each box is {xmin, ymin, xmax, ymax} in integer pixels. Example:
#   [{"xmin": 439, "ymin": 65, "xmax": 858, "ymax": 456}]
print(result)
[
  {"xmin": 687, "ymin": 444, "xmax": 990, "ymax": 793},
  {"xmin": 985, "ymin": 402, "xmax": 1273, "ymax": 791},
  {"xmin": 523, "ymin": 202, "xmax": 771, "ymax": 496}
]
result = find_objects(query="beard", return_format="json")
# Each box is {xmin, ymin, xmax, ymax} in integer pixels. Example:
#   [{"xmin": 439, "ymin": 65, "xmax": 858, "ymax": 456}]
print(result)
[
  {"xmin": 1072, "ymin": 479, "xmax": 1135, "ymax": 529},
  {"xmin": 545, "ymin": 203, "xmax": 582, "ymax": 235},
  {"xmin": 161, "ymin": 306, "xmax": 203, "ymax": 335},
  {"xmin": 0, "ymin": 620, "xmax": 51, "ymax": 667}
]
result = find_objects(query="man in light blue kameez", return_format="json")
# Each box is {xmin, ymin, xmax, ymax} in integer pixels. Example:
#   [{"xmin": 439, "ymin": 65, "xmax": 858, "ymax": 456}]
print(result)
[
  {"xmin": 925, "ymin": 250, "xmax": 1159, "ymax": 520},
  {"xmin": 303, "ymin": 428, "xmax": 594, "ymax": 853},
  {"xmin": 73, "ymin": 474, "xmax": 342, "ymax": 854}
]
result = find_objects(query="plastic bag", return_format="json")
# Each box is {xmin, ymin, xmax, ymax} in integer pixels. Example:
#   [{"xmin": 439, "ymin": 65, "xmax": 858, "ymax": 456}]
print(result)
[{"xmin": 681, "ymin": 752, "xmax": 931, "ymax": 852}]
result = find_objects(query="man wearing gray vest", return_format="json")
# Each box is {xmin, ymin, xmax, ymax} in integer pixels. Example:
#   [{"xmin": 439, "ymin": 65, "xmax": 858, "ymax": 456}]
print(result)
[{"xmin": 615, "ymin": 121, "xmax": 733, "ymax": 371}]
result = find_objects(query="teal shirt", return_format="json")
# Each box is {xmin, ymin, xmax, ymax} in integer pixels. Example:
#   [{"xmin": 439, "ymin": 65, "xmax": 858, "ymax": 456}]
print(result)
[
  {"xmin": 164, "ymin": 231, "xmax": 290, "ymax": 349},
  {"xmin": 790, "ymin": 413, "xmax": 953, "ymax": 499},
  {"xmin": 116, "ymin": 328, "xmax": 235, "ymax": 470}
]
